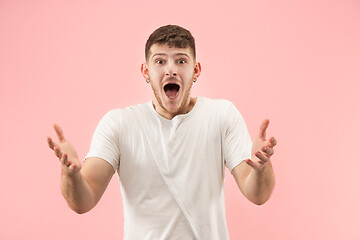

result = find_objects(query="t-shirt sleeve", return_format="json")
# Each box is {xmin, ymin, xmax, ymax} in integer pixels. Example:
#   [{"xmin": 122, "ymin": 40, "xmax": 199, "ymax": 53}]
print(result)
[
  {"xmin": 84, "ymin": 110, "xmax": 120, "ymax": 171},
  {"xmin": 224, "ymin": 102, "xmax": 252, "ymax": 172}
]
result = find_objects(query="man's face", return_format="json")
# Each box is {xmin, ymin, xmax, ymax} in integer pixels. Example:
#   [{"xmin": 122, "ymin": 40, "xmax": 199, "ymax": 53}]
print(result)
[{"xmin": 141, "ymin": 44, "xmax": 201, "ymax": 119}]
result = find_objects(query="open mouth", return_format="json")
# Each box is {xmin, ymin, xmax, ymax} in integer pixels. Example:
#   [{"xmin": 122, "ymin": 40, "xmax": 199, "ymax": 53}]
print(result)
[{"xmin": 164, "ymin": 83, "xmax": 180, "ymax": 99}]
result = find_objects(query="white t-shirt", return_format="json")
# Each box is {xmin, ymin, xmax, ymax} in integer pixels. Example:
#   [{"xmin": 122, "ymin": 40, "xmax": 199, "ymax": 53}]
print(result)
[{"xmin": 85, "ymin": 97, "xmax": 252, "ymax": 240}]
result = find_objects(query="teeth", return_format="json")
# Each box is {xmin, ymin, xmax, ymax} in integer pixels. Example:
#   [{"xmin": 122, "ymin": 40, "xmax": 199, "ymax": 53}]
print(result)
[{"xmin": 169, "ymin": 91, "xmax": 179, "ymax": 99}]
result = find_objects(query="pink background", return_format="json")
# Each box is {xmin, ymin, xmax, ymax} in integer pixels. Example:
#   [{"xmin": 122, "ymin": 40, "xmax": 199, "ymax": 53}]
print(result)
[{"xmin": 1, "ymin": 0, "xmax": 359, "ymax": 239}]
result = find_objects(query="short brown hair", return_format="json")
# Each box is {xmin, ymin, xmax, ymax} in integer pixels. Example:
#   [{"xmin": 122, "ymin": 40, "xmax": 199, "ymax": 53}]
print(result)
[{"xmin": 145, "ymin": 25, "xmax": 196, "ymax": 62}]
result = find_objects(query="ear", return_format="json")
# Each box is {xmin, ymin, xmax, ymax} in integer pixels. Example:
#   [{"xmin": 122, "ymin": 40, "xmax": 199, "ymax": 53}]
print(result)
[
  {"xmin": 194, "ymin": 62, "xmax": 201, "ymax": 79},
  {"xmin": 140, "ymin": 63, "xmax": 149, "ymax": 79}
]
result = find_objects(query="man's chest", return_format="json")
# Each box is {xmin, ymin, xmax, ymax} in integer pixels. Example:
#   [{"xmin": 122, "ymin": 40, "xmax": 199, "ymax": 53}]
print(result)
[{"xmin": 117, "ymin": 117, "xmax": 225, "ymax": 190}]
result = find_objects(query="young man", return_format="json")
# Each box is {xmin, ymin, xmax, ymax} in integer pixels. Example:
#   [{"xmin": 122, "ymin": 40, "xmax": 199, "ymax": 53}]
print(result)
[{"xmin": 47, "ymin": 25, "xmax": 277, "ymax": 239}]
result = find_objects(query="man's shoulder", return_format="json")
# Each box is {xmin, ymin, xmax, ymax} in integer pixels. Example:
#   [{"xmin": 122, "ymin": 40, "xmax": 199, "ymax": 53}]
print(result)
[{"xmin": 102, "ymin": 101, "xmax": 151, "ymax": 121}]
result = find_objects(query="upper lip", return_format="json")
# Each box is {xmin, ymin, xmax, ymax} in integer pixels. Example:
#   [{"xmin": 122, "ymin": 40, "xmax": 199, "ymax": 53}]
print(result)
[{"xmin": 162, "ymin": 77, "xmax": 181, "ymax": 88}]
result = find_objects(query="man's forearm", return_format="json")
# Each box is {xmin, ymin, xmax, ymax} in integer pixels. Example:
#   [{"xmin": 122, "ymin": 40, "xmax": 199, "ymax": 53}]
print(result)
[
  {"xmin": 60, "ymin": 171, "xmax": 95, "ymax": 214},
  {"xmin": 243, "ymin": 161, "xmax": 275, "ymax": 205}
]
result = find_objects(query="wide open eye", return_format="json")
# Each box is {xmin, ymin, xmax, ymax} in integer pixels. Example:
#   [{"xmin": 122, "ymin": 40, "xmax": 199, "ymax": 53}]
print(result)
[
  {"xmin": 156, "ymin": 59, "xmax": 165, "ymax": 64},
  {"xmin": 177, "ymin": 59, "xmax": 186, "ymax": 64}
]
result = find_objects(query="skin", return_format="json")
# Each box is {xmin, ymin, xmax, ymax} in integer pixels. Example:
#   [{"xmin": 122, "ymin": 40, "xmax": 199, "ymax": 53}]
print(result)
[
  {"xmin": 47, "ymin": 124, "xmax": 114, "ymax": 214},
  {"xmin": 140, "ymin": 44, "xmax": 201, "ymax": 120},
  {"xmin": 47, "ymin": 44, "xmax": 277, "ymax": 214},
  {"xmin": 231, "ymin": 119, "xmax": 277, "ymax": 205}
]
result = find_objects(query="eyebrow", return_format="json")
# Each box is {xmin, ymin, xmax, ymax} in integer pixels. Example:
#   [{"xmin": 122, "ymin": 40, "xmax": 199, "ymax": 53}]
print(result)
[{"xmin": 151, "ymin": 53, "xmax": 190, "ymax": 59}]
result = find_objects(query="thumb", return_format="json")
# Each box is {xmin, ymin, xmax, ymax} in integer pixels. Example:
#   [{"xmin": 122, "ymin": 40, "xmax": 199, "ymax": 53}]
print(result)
[{"xmin": 258, "ymin": 119, "xmax": 270, "ymax": 140}]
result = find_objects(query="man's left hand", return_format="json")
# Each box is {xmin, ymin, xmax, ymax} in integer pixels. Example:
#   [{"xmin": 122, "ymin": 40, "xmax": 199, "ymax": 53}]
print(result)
[{"xmin": 245, "ymin": 119, "xmax": 277, "ymax": 172}]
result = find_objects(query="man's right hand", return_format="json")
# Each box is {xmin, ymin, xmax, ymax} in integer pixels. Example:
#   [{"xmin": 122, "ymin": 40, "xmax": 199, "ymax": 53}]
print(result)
[
  {"xmin": 47, "ymin": 124, "xmax": 82, "ymax": 175},
  {"xmin": 47, "ymin": 123, "xmax": 115, "ymax": 214}
]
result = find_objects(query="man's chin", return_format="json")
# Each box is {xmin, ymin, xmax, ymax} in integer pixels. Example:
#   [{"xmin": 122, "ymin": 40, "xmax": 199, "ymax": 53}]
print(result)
[
  {"xmin": 161, "ymin": 93, "xmax": 182, "ymax": 107},
  {"xmin": 152, "ymin": 91, "xmax": 189, "ymax": 117}
]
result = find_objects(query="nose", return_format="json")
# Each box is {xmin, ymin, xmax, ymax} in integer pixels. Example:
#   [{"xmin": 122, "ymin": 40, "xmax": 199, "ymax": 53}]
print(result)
[{"xmin": 165, "ymin": 62, "xmax": 178, "ymax": 77}]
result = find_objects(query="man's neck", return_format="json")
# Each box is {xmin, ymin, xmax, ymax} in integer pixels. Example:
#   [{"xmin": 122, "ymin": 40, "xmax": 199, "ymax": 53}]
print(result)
[{"xmin": 152, "ymin": 97, "xmax": 197, "ymax": 120}]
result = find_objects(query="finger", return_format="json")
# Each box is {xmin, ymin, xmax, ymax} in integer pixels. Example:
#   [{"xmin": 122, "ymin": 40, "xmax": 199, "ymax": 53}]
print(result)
[
  {"xmin": 262, "ymin": 146, "xmax": 274, "ymax": 157},
  {"xmin": 47, "ymin": 137, "xmax": 60, "ymax": 151},
  {"xmin": 62, "ymin": 154, "xmax": 78, "ymax": 171},
  {"xmin": 69, "ymin": 162, "xmax": 79, "ymax": 171},
  {"xmin": 54, "ymin": 146, "xmax": 63, "ymax": 159},
  {"xmin": 47, "ymin": 137, "xmax": 56, "ymax": 150},
  {"xmin": 60, "ymin": 152, "xmax": 66, "ymax": 164},
  {"xmin": 258, "ymin": 119, "xmax": 270, "ymax": 140},
  {"xmin": 255, "ymin": 151, "xmax": 269, "ymax": 163},
  {"xmin": 54, "ymin": 124, "xmax": 65, "ymax": 143},
  {"xmin": 62, "ymin": 153, "xmax": 71, "ymax": 167},
  {"xmin": 245, "ymin": 159, "xmax": 258, "ymax": 169},
  {"xmin": 267, "ymin": 137, "xmax": 277, "ymax": 148}
]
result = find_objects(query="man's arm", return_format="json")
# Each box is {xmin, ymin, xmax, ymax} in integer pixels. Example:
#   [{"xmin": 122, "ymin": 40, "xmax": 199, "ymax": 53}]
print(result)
[
  {"xmin": 231, "ymin": 119, "xmax": 277, "ymax": 205},
  {"xmin": 47, "ymin": 124, "xmax": 115, "ymax": 214}
]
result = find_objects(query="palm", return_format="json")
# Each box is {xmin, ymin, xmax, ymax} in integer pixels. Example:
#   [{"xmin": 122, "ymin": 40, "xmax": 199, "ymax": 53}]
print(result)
[
  {"xmin": 58, "ymin": 138, "xmax": 78, "ymax": 160},
  {"xmin": 246, "ymin": 119, "xmax": 277, "ymax": 171},
  {"xmin": 47, "ymin": 124, "xmax": 81, "ymax": 173},
  {"xmin": 252, "ymin": 136, "xmax": 265, "ymax": 156}
]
